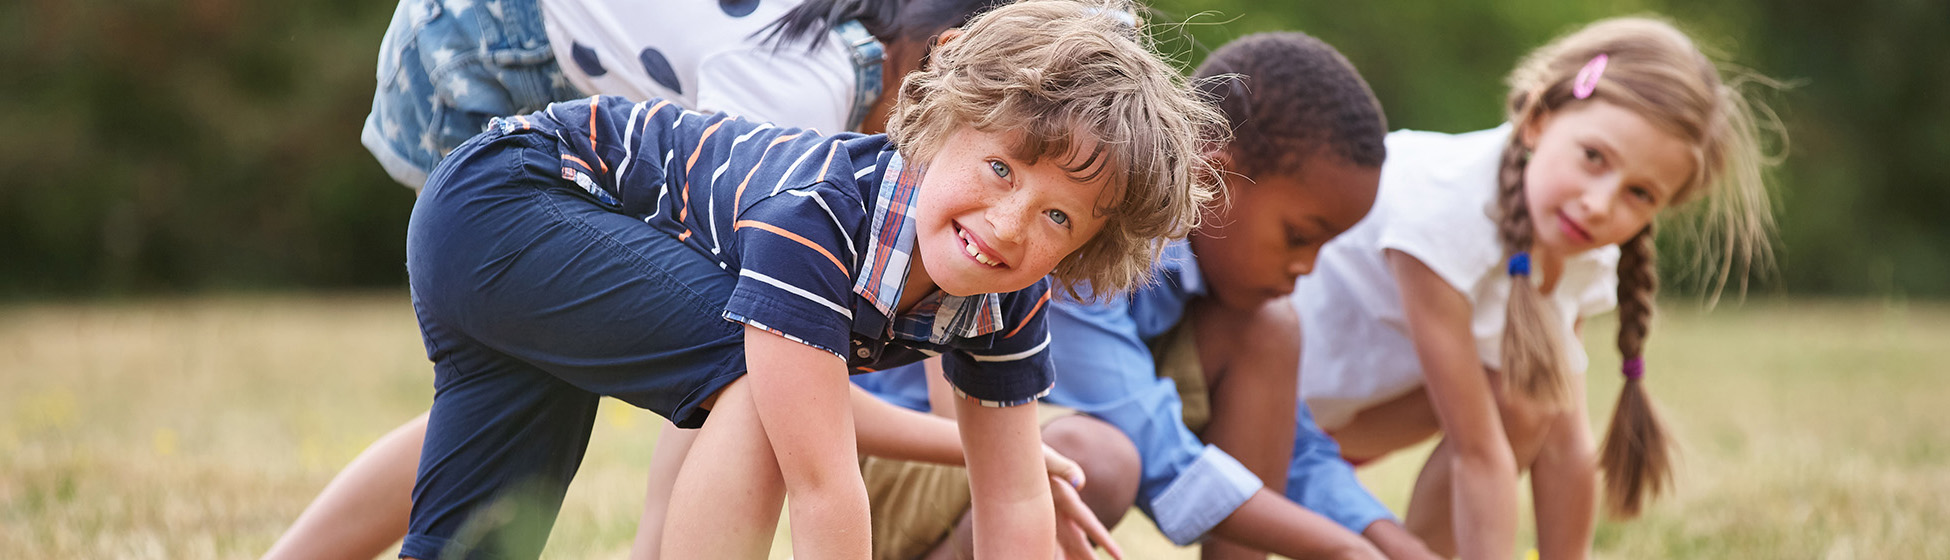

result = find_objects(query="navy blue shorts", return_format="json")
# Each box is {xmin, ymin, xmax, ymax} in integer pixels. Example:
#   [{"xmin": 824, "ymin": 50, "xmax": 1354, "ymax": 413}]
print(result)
[{"xmin": 402, "ymin": 131, "xmax": 747, "ymax": 559}]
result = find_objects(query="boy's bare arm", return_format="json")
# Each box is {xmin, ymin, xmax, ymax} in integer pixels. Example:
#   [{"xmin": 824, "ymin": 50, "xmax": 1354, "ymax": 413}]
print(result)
[
  {"xmin": 744, "ymin": 326, "xmax": 872, "ymax": 558},
  {"xmin": 924, "ymin": 357, "xmax": 959, "ymax": 419},
  {"xmin": 1362, "ymin": 519, "xmax": 1443, "ymax": 560},
  {"xmin": 849, "ymin": 384, "xmax": 966, "ymax": 464},
  {"xmin": 954, "ymin": 397, "xmax": 1056, "ymax": 559},
  {"xmin": 1210, "ymin": 490, "xmax": 1384, "ymax": 560}
]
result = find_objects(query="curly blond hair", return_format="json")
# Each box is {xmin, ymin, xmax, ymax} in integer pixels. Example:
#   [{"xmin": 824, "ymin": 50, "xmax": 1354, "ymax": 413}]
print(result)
[{"xmin": 886, "ymin": 0, "xmax": 1228, "ymax": 296}]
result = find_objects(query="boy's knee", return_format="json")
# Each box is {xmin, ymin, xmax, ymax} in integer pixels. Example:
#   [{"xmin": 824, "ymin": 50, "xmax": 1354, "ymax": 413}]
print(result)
[
  {"xmin": 1045, "ymin": 415, "xmax": 1139, "ymax": 479},
  {"xmin": 1196, "ymin": 298, "xmax": 1300, "ymax": 379},
  {"xmin": 1043, "ymin": 415, "xmax": 1140, "ymax": 523}
]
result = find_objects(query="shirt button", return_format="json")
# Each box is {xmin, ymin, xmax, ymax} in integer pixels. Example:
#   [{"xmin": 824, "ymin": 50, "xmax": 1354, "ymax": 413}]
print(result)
[{"xmin": 856, "ymin": 347, "xmax": 873, "ymax": 358}]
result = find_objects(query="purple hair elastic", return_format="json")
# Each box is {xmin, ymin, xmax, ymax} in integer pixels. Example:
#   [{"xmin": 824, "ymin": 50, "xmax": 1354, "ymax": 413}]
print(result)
[
  {"xmin": 1623, "ymin": 356, "xmax": 1645, "ymax": 380},
  {"xmin": 1507, "ymin": 252, "xmax": 1532, "ymax": 276},
  {"xmin": 1573, "ymin": 53, "xmax": 1609, "ymax": 99}
]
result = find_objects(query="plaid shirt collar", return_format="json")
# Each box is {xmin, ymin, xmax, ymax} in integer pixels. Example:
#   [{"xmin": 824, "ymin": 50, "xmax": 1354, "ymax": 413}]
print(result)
[{"xmin": 851, "ymin": 151, "xmax": 1004, "ymax": 344}]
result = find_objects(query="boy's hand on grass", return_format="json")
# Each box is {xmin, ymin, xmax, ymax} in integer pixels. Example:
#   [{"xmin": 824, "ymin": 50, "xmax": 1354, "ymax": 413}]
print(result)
[
  {"xmin": 1051, "ymin": 474, "xmax": 1123, "ymax": 560},
  {"xmin": 1043, "ymin": 444, "xmax": 1121, "ymax": 558},
  {"xmin": 1043, "ymin": 444, "xmax": 1086, "ymax": 490}
]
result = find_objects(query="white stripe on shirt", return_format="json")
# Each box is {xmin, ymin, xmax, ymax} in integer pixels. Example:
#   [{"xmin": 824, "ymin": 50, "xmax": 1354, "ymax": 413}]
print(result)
[
  {"xmin": 614, "ymin": 102, "xmax": 645, "ymax": 183},
  {"xmin": 770, "ymin": 142, "xmax": 824, "ymax": 195},
  {"xmin": 967, "ymin": 333, "xmax": 1050, "ymax": 362},
  {"xmin": 738, "ymin": 269, "xmax": 852, "ymax": 318}
]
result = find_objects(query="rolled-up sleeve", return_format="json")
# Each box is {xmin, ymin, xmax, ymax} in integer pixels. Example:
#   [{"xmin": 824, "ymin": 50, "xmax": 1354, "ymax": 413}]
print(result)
[{"xmin": 1046, "ymin": 297, "xmax": 1261, "ymax": 545}]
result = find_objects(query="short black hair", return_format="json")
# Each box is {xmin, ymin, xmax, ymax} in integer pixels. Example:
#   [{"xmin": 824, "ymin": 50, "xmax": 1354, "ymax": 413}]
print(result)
[
  {"xmin": 759, "ymin": 0, "xmax": 1011, "ymax": 50},
  {"xmin": 1193, "ymin": 32, "xmax": 1387, "ymax": 177}
]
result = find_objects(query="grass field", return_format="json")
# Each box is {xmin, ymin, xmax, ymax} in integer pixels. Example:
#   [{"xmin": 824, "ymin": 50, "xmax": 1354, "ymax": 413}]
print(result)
[{"xmin": 3, "ymin": 293, "xmax": 1946, "ymax": 558}]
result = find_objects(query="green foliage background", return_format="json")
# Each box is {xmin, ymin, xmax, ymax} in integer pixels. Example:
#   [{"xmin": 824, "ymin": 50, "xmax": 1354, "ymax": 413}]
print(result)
[{"xmin": 3, "ymin": 0, "xmax": 1944, "ymax": 298}]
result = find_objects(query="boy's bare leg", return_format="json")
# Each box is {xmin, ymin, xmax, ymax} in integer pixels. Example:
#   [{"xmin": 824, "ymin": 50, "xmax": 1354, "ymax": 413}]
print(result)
[
  {"xmin": 262, "ymin": 412, "xmax": 428, "ymax": 560},
  {"xmin": 628, "ymin": 420, "xmax": 698, "ymax": 560},
  {"xmin": 661, "ymin": 380, "xmax": 787, "ymax": 559},
  {"xmin": 1190, "ymin": 299, "xmax": 1300, "ymax": 560}
]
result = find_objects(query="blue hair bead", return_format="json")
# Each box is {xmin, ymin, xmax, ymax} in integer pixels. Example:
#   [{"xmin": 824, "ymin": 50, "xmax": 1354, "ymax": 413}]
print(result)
[{"xmin": 1507, "ymin": 252, "xmax": 1532, "ymax": 276}]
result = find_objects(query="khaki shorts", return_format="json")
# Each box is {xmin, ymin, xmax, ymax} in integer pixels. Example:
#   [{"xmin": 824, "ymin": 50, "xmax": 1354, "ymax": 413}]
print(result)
[{"xmin": 863, "ymin": 322, "xmax": 1209, "ymax": 558}]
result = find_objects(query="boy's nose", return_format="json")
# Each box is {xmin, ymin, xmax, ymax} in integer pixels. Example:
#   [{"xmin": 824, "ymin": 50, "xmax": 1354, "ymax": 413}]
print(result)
[
  {"xmin": 987, "ymin": 195, "xmax": 1031, "ymax": 244},
  {"xmin": 1288, "ymin": 252, "xmax": 1316, "ymax": 277}
]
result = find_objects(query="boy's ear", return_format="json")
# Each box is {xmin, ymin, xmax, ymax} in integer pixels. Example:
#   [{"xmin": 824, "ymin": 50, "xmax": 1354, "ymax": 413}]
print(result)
[
  {"xmin": 934, "ymin": 28, "xmax": 964, "ymax": 49},
  {"xmin": 1202, "ymin": 145, "xmax": 1236, "ymax": 175}
]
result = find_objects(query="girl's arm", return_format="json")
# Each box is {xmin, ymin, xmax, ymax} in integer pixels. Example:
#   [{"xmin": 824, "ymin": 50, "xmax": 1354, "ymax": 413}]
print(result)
[
  {"xmin": 744, "ymin": 326, "xmax": 872, "ymax": 558},
  {"xmin": 1386, "ymin": 250, "xmax": 1518, "ymax": 560},
  {"xmin": 954, "ymin": 396, "xmax": 1057, "ymax": 559}
]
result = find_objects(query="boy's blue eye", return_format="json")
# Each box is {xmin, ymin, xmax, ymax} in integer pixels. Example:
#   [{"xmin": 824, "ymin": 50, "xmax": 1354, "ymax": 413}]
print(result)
[
  {"xmin": 1047, "ymin": 209, "xmax": 1070, "ymax": 227},
  {"xmin": 990, "ymin": 160, "xmax": 1011, "ymax": 178}
]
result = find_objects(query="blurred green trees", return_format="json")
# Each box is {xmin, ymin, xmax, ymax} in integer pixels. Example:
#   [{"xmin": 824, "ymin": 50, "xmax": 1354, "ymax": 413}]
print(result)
[{"xmin": 3, "ymin": 0, "xmax": 1944, "ymax": 298}]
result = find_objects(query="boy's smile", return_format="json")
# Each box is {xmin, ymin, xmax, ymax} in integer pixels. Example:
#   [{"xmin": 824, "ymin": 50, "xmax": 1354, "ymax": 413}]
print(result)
[{"xmin": 904, "ymin": 126, "xmax": 1113, "ymax": 303}]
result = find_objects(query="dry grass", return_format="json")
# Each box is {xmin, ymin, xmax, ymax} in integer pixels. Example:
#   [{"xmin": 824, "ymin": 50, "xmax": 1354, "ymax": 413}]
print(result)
[{"xmin": 2, "ymin": 294, "xmax": 1946, "ymax": 558}]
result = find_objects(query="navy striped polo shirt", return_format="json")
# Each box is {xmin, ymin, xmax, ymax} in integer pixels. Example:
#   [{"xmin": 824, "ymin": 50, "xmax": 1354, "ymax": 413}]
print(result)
[{"xmin": 487, "ymin": 95, "xmax": 1054, "ymax": 405}]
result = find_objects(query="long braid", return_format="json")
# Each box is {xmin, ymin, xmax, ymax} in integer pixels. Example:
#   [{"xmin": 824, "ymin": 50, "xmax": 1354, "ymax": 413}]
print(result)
[
  {"xmin": 1600, "ymin": 225, "xmax": 1673, "ymax": 517},
  {"xmin": 1495, "ymin": 104, "xmax": 1572, "ymax": 406}
]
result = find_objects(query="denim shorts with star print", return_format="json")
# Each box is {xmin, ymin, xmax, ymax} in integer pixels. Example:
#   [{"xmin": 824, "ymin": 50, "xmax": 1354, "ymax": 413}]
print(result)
[{"xmin": 361, "ymin": 0, "xmax": 586, "ymax": 190}]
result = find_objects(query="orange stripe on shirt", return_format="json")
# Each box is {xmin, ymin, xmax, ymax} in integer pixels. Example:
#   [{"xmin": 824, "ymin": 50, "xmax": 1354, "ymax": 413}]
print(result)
[
  {"xmin": 735, "ymin": 133, "xmax": 804, "ymax": 211},
  {"xmin": 561, "ymin": 154, "xmax": 594, "ymax": 171},
  {"xmin": 678, "ymin": 120, "xmax": 728, "ymax": 225},
  {"xmin": 587, "ymin": 96, "xmax": 610, "ymax": 173},
  {"xmin": 635, "ymin": 100, "xmax": 673, "ymax": 145},
  {"xmin": 1004, "ymin": 290, "xmax": 1052, "ymax": 338},
  {"xmin": 735, "ymin": 219, "xmax": 847, "ymax": 276},
  {"xmin": 643, "ymin": 99, "xmax": 673, "ymax": 118}
]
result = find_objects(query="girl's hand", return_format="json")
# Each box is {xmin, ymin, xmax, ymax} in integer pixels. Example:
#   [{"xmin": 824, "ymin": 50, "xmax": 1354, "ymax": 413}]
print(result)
[{"xmin": 1043, "ymin": 445, "xmax": 1123, "ymax": 559}]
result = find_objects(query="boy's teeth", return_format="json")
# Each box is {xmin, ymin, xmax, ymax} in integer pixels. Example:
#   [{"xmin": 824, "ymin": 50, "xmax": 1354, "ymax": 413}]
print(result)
[{"xmin": 963, "ymin": 240, "xmax": 998, "ymax": 267}]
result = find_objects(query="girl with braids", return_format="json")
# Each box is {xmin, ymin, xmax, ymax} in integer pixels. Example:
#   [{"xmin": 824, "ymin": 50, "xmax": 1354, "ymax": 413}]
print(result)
[{"xmin": 1290, "ymin": 16, "xmax": 1779, "ymax": 559}]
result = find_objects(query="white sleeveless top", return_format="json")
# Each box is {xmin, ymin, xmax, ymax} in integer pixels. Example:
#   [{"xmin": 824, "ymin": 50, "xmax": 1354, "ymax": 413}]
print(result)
[
  {"xmin": 542, "ymin": 0, "xmax": 856, "ymax": 133},
  {"xmin": 1293, "ymin": 125, "xmax": 1620, "ymax": 430}
]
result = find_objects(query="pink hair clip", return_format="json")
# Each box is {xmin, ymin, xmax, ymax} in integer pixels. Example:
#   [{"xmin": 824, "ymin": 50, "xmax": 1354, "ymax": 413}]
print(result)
[{"xmin": 1573, "ymin": 53, "xmax": 1609, "ymax": 99}]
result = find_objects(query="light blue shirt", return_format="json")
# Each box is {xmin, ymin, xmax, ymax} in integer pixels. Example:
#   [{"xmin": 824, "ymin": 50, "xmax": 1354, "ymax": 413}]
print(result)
[{"xmin": 855, "ymin": 241, "xmax": 1261, "ymax": 544}]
